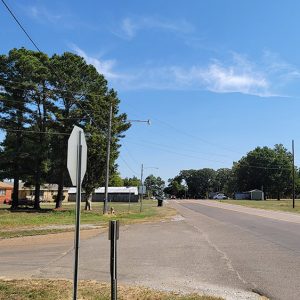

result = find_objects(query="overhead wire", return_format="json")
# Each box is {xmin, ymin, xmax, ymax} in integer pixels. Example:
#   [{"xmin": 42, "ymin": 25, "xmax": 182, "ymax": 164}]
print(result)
[
  {"xmin": 0, "ymin": 127, "xmax": 70, "ymax": 135},
  {"xmin": 2, "ymin": 0, "xmax": 294, "ymax": 174},
  {"xmin": 118, "ymin": 155, "xmax": 139, "ymax": 176},
  {"xmin": 122, "ymin": 99, "xmax": 243, "ymax": 155},
  {"xmin": 0, "ymin": 0, "xmax": 102, "ymax": 129}
]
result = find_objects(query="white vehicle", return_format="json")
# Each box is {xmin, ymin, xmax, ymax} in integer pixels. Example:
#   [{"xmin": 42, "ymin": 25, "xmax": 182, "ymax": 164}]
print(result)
[{"xmin": 213, "ymin": 193, "xmax": 227, "ymax": 200}]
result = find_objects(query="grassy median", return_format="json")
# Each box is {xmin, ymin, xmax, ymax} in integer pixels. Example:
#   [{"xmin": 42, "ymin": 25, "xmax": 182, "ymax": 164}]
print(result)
[
  {"xmin": 0, "ymin": 279, "xmax": 223, "ymax": 300},
  {"xmin": 0, "ymin": 200, "xmax": 176, "ymax": 239},
  {"xmin": 221, "ymin": 199, "xmax": 300, "ymax": 213}
]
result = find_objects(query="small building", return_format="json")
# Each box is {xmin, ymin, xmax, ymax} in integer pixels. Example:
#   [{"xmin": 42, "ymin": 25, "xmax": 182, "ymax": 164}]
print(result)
[
  {"xmin": 19, "ymin": 183, "xmax": 69, "ymax": 202},
  {"xmin": 249, "ymin": 189, "xmax": 264, "ymax": 200},
  {"xmin": 68, "ymin": 186, "xmax": 139, "ymax": 202},
  {"xmin": 234, "ymin": 189, "xmax": 264, "ymax": 200},
  {"xmin": 0, "ymin": 182, "xmax": 13, "ymax": 203},
  {"xmin": 234, "ymin": 192, "xmax": 251, "ymax": 200}
]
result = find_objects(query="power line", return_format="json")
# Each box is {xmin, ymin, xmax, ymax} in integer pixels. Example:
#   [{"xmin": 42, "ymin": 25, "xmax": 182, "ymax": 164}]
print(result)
[
  {"xmin": 1, "ymin": 0, "xmax": 101, "ymax": 128},
  {"xmin": 126, "ymin": 139, "xmax": 227, "ymax": 164},
  {"xmin": 123, "ymin": 139, "xmax": 294, "ymax": 170},
  {"xmin": 0, "ymin": 81, "xmax": 101, "ymax": 117},
  {"xmin": 123, "ymin": 100, "xmax": 243, "ymax": 155},
  {"xmin": 119, "ymin": 155, "xmax": 139, "ymax": 176},
  {"xmin": 125, "ymin": 136, "xmax": 231, "ymax": 158},
  {"xmin": 1, "ymin": 78, "xmax": 108, "ymax": 100},
  {"xmin": 0, "ymin": 127, "xmax": 69, "ymax": 135},
  {"xmin": 1, "ymin": 0, "xmax": 42, "ymax": 52}
]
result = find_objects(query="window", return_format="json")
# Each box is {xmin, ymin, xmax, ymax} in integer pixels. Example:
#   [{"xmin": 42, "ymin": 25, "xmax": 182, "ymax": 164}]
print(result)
[{"xmin": 0, "ymin": 189, "xmax": 5, "ymax": 196}]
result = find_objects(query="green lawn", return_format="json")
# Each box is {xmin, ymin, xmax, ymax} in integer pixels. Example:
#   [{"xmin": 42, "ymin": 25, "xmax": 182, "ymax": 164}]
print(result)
[
  {"xmin": 0, "ymin": 200, "xmax": 175, "ymax": 238},
  {"xmin": 221, "ymin": 199, "xmax": 300, "ymax": 213},
  {"xmin": 0, "ymin": 279, "xmax": 223, "ymax": 300}
]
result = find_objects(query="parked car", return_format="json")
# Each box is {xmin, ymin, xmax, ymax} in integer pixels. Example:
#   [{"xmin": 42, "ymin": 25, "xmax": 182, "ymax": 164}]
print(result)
[{"xmin": 213, "ymin": 193, "xmax": 228, "ymax": 200}]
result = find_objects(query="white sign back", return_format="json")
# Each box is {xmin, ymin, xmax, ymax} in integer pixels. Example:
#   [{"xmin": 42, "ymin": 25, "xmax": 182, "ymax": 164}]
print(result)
[{"xmin": 67, "ymin": 126, "xmax": 87, "ymax": 186}]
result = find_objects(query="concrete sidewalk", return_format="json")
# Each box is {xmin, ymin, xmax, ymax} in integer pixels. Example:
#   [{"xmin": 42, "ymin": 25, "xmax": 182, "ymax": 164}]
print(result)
[{"xmin": 182, "ymin": 199, "xmax": 300, "ymax": 224}]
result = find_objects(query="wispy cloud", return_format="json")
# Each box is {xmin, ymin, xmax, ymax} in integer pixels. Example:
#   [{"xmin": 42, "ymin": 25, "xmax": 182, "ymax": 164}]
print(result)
[
  {"xmin": 167, "ymin": 54, "xmax": 270, "ymax": 96},
  {"xmin": 114, "ymin": 55, "xmax": 273, "ymax": 97},
  {"xmin": 116, "ymin": 16, "xmax": 194, "ymax": 40},
  {"xmin": 24, "ymin": 5, "xmax": 63, "ymax": 24},
  {"xmin": 70, "ymin": 47, "xmax": 300, "ymax": 97},
  {"xmin": 71, "ymin": 45, "xmax": 121, "ymax": 80},
  {"xmin": 262, "ymin": 50, "xmax": 300, "ymax": 83}
]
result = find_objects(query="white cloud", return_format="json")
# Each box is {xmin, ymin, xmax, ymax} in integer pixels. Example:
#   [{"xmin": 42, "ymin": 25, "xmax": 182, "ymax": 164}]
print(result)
[
  {"xmin": 168, "ymin": 60, "xmax": 269, "ymax": 96},
  {"xmin": 262, "ymin": 50, "xmax": 300, "ymax": 82},
  {"xmin": 25, "ymin": 5, "xmax": 63, "ymax": 23},
  {"xmin": 118, "ymin": 16, "xmax": 194, "ymax": 39},
  {"xmin": 116, "ymin": 56, "xmax": 272, "ymax": 96},
  {"xmin": 204, "ymin": 64, "xmax": 268, "ymax": 94},
  {"xmin": 71, "ymin": 45, "xmax": 121, "ymax": 80},
  {"xmin": 121, "ymin": 18, "xmax": 137, "ymax": 39},
  {"xmin": 70, "ymin": 47, "xmax": 299, "ymax": 97}
]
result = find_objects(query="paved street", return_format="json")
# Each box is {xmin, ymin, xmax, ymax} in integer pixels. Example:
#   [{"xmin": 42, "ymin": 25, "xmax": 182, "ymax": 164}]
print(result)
[{"xmin": 1, "ymin": 200, "xmax": 300, "ymax": 300}]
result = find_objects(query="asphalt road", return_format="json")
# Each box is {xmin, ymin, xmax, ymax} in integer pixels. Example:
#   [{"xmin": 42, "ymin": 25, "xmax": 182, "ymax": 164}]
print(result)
[
  {"xmin": 1, "ymin": 200, "xmax": 300, "ymax": 300},
  {"xmin": 171, "ymin": 200, "xmax": 300, "ymax": 300}
]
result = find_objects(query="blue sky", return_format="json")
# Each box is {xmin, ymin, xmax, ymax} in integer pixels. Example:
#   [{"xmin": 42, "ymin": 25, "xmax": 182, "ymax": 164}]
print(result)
[{"xmin": 1, "ymin": 0, "xmax": 300, "ymax": 181}]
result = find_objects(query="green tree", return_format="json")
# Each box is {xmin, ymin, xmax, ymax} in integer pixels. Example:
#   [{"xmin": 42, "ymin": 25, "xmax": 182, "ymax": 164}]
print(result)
[
  {"xmin": 19, "ymin": 50, "xmax": 53, "ymax": 209},
  {"xmin": 164, "ymin": 176, "xmax": 185, "ymax": 198},
  {"xmin": 144, "ymin": 175, "xmax": 165, "ymax": 197},
  {"xmin": 234, "ymin": 145, "xmax": 293, "ymax": 199},
  {"xmin": 0, "ymin": 48, "xmax": 35, "ymax": 208},
  {"xmin": 213, "ymin": 168, "xmax": 232, "ymax": 195},
  {"xmin": 179, "ymin": 168, "xmax": 216, "ymax": 198},
  {"xmin": 109, "ymin": 173, "xmax": 124, "ymax": 187},
  {"xmin": 123, "ymin": 176, "xmax": 141, "ymax": 187}
]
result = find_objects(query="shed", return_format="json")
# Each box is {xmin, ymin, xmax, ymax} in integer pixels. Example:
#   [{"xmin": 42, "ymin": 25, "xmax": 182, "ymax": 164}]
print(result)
[
  {"xmin": 249, "ymin": 189, "xmax": 264, "ymax": 200},
  {"xmin": 234, "ymin": 192, "xmax": 251, "ymax": 200},
  {"xmin": 68, "ymin": 186, "xmax": 139, "ymax": 202}
]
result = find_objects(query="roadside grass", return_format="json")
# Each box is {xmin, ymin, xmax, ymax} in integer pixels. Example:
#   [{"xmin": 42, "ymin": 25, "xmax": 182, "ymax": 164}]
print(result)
[
  {"xmin": 221, "ymin": 199, "xmax": 300, "ymax": 213},
  {"xmin": 0, "ymin": 201, "xmax": 176, "ymax": 238},
  {"xmin": 0, "ymin": 279, "xmax": 223, "ymax": 300}
]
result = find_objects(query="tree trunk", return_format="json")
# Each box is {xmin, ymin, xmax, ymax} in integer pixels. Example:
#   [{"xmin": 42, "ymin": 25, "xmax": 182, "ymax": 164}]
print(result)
[
  {"xmin": 11, "ymin": 177, "xmax": 19, "ymax": 209},
  {"xmin": 85, "ymin": 193, "xmax": 92, "ymax": 211},
  {"xmin": 34, "ymin": 182, "xmax": 41, "ymax": 210},
  {"xmin": 34, "ymin": 158, "xmax": 42, "ymax": 210},
  {"xmin": 55, "ymin": 171, "xmax": 65, "ymax": 209},
  {"xmin": 11, "ymin": 130, "xmax": 22, "ymax": 209},
  {"xmin": 277, "ymin": 191, "xmax": 280, "ymax": 201}
]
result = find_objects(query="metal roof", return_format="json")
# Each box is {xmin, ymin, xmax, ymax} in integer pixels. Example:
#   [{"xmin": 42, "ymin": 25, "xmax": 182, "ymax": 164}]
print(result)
[{"xmin": 68, "ymin": 186, "xmax": 138, "ymax": 195}]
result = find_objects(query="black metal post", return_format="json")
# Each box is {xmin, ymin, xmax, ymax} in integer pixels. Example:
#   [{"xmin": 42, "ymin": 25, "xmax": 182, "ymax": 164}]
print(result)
[
  {"xmin": 73, "ymin": 131, "xmax": 82, "ymax": 300},
  {"xmin": 109, "ymin": 220, "xmax": 119, "ymax": 300},
  {"xmin": 140, "ymin": 164, "xmax": 144, "ymax": 212},
  {"xmin": 293, "ymin": 140, "xmax": 295, "ymax": 209}
]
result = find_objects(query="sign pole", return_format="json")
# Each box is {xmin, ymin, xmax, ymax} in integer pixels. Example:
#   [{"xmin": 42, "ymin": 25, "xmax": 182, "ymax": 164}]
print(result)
[
  {"xmin": 140, "ymin": 163, "xmax": 144, "ymax": 213},
  {"xmin": 293, "ymin": 140, "xmax": 295, "ymax": 209},
  {"xmin": 73, "ymin": 130, "xmax": 82, "ymax": 300},
  {"xmin": 109, "ymin": 220, "xmax": 119, "ymax": 300}
]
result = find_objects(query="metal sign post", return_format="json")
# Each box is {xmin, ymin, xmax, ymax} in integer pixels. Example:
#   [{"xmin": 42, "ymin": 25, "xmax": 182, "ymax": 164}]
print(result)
[
  {"xmin": 109, "ymin": 220, "xmax": 119, "ymax": 300},
  {"xmin": 67, "ymin": 126, "xmax": 87, "ymax": 300}
]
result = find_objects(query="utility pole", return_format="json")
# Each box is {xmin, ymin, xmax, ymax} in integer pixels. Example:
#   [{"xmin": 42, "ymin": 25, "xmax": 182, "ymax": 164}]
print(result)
[
  {"xmin": 140, "ymin": 163, "xmax": 144, "ymax": 212},
  {"xmin": 292, "ymin": 140, "xmax": 295, "ymax": 209},
  {"xmin": 103, "ymin": 102, "xmax": 113, "ymax": 214}
]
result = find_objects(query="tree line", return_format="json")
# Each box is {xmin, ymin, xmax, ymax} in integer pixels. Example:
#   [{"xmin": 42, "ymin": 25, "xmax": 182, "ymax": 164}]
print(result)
[
  {"xmin": 165, "ymin": 144, "xmax": 299, "ymax": 200},
  {"xmin": 111, "ymin": 174, "xmax": 166, "ymax": 198},
  {"xmin": 0, "ymin": 48, "xmax": 130, "ymax": 209}
]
